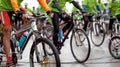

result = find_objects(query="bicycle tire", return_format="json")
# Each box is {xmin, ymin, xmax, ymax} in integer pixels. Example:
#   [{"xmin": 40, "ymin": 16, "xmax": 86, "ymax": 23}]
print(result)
[
  {"xmin": 109, "ymin": 36, "xmax": 120, "ymax": 59},
  {"xmin": 90, "ymin": 23, "xmax": 105, "ymax": 46},
  {"xmin": 70, "ymin": 28, "xmax": 91, "ymax": 63},
  {"xmin": 30, "ymin": 37, "xmax": 61, "ymax": 67}
]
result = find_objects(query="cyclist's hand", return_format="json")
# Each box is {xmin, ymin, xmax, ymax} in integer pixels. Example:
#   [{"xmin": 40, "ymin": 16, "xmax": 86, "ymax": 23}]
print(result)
[
  {"xmin": 59, "ymin": 11, "xmax": 68, "ymax": 18},
  {"xmin": 15, "ymin": 10, "xmax": 25, "ymax": 17},
  {"xmin": 22, "ymin": 13, "xmax": 28, "ymax": 21},
  {"xmin": 46, "ymin": 11, "xmax": 54, "ymax": 18},
  {"xmin": 81, "ymin": 11, "xmax": 87, "ymax": 16}
]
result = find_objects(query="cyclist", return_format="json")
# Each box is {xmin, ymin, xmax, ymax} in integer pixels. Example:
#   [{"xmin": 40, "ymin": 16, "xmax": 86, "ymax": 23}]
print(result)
[
  {"xmin": 82, "ymin": 0, "xmax": 101, "ymax": 31},
  {"xmin": 48, "ymin": 0, "xmax": 82, "ymax": 53},
  {"xmin": 0, "ymin": 0, "xmax": 51, "ymax": 67},
  {"xmin": 108, "ymin": 0, "xmax": 120, "ymax": 34},
  {"xmin": 97, "ymin": 0, "xmax": 108, "ymax": 32}
]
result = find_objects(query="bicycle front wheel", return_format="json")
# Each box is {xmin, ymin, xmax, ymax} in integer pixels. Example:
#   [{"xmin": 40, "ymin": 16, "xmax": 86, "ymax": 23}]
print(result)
[
  {"xmin": 109, "ymin": 36, "xmax": 120, "ymax": 59},
  {"xmin": 30, "ymin": 37, "xmax": 61, "ymax": 67},
  {"xmin": 90, "ymin": 23, "xmax": 105, "ymax": 46},
  {"xmin": 70, "ymin": 28, "xmax": 91, "ymax": 63}
]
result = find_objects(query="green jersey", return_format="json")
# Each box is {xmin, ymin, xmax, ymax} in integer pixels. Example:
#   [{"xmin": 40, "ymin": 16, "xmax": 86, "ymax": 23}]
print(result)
[
  {"xmin": 0, "ymin": 0, "xmax": 23, "ymax": 11},
  {"xmin": 115, "ymin": 0, "xmax": 120, "ymax": 16},
  {"xmin": 98, "ymin": 2, "xmax": 105, "ymax": 10},
  {"xmin": 83, "ymin": 0, "xmax": 98, "ymax": 12},
  {"xmin": 108, "ymin": 0, "xmax": 120, "ymax": 16},
  {"xmin": 62, "ymin": 6, "xmax": 68, "ymax": 12},
  {"xmin": 49, "ymin": 0, "xmax": 73, "ymax": 12},
  {"xmin": 26, "ymin": 8, "xmax": 34, "ymax": 13},
  {"xmin": 72, "ymin": 4, "xmax": 82, "ymax": 12}
]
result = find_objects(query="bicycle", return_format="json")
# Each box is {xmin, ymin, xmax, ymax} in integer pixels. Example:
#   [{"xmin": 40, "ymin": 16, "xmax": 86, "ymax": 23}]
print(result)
[
  {"xmin": 53, "ymin": 12, "xmax": 91, "ymax": 63},
  {"xmin": 109, "ymin": 36, "xmax": 120, "ymax": 59},
  {"xmin": 0, "ymin": 13, "xmax": 61, "ymax": 67},
  {"xmin": 72, "ymin": 11, "xmax": 106, "ymax": 46},
  {"xmin": 108, "ymin": 16, "xmax": 120, "ymax": 59},
  {"xmin": 82, "ymin": 12, "xmax": 106, "ymax": 46}
]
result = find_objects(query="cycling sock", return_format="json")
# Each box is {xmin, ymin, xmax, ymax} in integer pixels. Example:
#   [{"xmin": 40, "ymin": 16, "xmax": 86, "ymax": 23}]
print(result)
[{"xmin": 6, "ymin": 56, "xmax": 12, "ymax": 63}]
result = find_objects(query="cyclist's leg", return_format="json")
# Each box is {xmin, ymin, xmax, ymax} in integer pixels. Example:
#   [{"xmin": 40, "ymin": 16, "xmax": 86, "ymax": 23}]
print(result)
[
  {"xmin": 60, "ymin": 14, "xmax": 74, "ymax": 34},
  {"xmin": 88, "ymin": 16, "xmax": 93, "ymax": 22},
  {"xmin": 51, "ymin": 12, "xmax": 60, "ymax": 50},
  {"xmin": 62, "ymin": 22, "xmax": 73, "ymax": 36},
  {"xmin": 0, "ymin": 11, "xmax": 14, "ymax": 66},
  {"xmin": 116, "ymin": 14, "xmax": 120, "ymax": 21},
  {"xmin": 82, "ymin": 16, "xmax": 89, "ymax": 31},
  {"xmin": 116, "ymin": 14, "xmax": 120, "ymax": 31},
  {"xmin": 108, "ymin": 18, "xmax": 114, "ymax": 34}
]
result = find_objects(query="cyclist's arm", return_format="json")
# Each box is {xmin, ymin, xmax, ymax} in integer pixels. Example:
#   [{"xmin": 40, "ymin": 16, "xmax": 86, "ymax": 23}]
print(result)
[
  {"xmin": 71, "ymin": 1, "xmax": 82, "ymax": 12},
  {"xmin": 83, "ymin": 5, "xmax": 87, "ymax": 12},
  {"xmin": 37, "ymin": 0, "xmax": 51, "ymax": 12},
  {"xmin": 53, "ymin": 0, "xmax": 62, "ymax": 11},
  {"xmin": 96, "ymin": 5, "xmax": 101, "ymax": 12},
  {"xmin": 10, "ymin": 0, "xmax": 19, "ymax": 12},
  {"xmin": 96, "ymin": 2, "xmax": 101, "ymax": 12}
]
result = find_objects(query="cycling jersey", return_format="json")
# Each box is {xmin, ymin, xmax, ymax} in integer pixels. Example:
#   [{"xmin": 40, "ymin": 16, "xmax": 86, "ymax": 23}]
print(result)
[
  {"xmin": 98, "ymin": 2, "xmax": 105, "ymax": 10},
  {"xmin": 38, "ymin": 0, "xmax": 51, "ymax": 12},
  {"xmin": 49, "ymin": 0, "xmax": 73, "ymax": 12},
  {"xmin": 26, "ymin": 8, "xmax": 34, "ymax": 13},
  {"xmin": 72, "ymin": 4, "xmax": 82, "ymax": 12},
  {"xmin": 115, "ymin": 0, "xmax": 120, "ymax": 16},
  {"xmin": 83, "ymin": 0, "xmax": 99, "ymax": 12},
  {"xmin": 0, "ymin": 0, "xmax": 22, "ymax": 12},
  {"xmin": 108, "ymin": 0, "xmax": 120, "ymax": 16}
]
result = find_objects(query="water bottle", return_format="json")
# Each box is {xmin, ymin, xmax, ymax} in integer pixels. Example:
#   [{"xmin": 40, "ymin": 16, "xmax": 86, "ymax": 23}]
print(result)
[
  {"xmin": 18, "ymin": 34, "xmax": 27, "ymax": 47},
  {"xmin": 59, "ymin": 28, "xmax": 63, "ymax": 42}
]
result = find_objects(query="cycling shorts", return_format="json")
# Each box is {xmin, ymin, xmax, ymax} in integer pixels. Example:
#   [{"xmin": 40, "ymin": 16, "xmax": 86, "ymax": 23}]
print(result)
[{"xmin": 0, "ymin": 11, "xmax": 11, "ymax": 26}]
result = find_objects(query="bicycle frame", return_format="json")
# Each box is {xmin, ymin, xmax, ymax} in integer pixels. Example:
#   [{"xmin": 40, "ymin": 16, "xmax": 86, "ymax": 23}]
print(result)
[
  {"xmin": 59, "ymin": 12, "xmax": 82, "ymax": 44},
  {"xmin": 11, "ymin": 14, "xmax": 38, "ymax": 57},
  {"xmin": 60, "ymin": 22, "xmax": 74, "ymax": 44}
]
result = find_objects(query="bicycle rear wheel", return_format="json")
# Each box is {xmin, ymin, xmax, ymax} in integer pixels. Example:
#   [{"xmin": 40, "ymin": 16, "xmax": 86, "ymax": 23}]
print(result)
[
  {"xmin": 90, "ymin": 23, "xmax": 105, "ymax": 46},
  {"xmin": 30, "ymin": 37, "xmax": 61, "ymax": 67},
  {"xmin": 109, "ymin": 36, "xmax": 120, "ymax": 59},
  {"xmin": 70, "ymin": 28, "xmax": 90, "ymax": 63}
]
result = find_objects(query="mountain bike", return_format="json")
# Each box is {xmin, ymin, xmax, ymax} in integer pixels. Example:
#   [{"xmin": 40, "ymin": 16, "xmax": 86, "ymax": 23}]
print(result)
[
  {"xmin": 0, "ymin": 14, "xmax": 61, "ymax": 67},
  {"xmin": 89, "ymin": 12, "xmax": 106, "ymax": 46},
  {"xmin": 72, "ymin": 11, "xmax": 106, "ymax": 46},
  {"xmin": 53, "ymin": 12, "xmax": 91, "ymax": 63},
  {"xmin": 108, "ymin": 16, "xmax": 120, "ymax": 59}
]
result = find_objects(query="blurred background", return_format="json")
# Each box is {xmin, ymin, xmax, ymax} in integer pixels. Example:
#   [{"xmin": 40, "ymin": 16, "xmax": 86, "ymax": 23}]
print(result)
[{"xmin": 21, "ymin": 0, "xmax": 109, "ymax": 13}]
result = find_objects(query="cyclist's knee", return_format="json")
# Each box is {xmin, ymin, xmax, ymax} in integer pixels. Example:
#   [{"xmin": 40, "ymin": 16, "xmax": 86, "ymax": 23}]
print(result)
[{"xmin": 3, "ymin": 26, "xmax": 12, "ymax": 34}]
